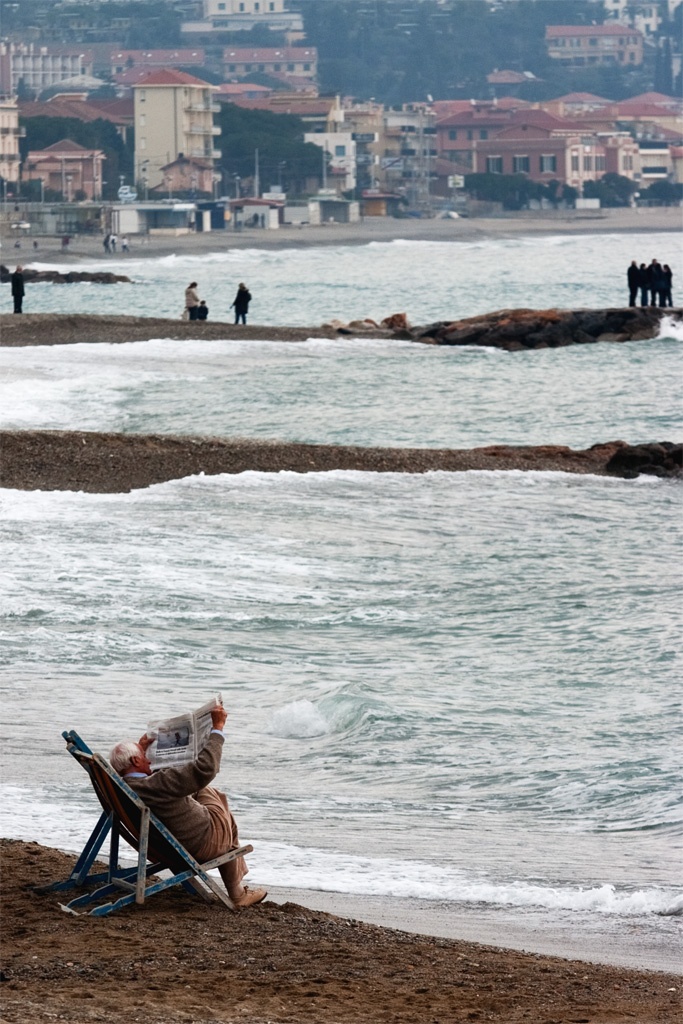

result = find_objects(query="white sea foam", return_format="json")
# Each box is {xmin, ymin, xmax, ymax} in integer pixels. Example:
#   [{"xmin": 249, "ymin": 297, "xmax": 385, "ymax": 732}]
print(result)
[
  {"xmin": 657, "ymin": 314, "xmax": 683, "ymax": 341},
  {"xmin": 268, "ymin": 700, "xmax": 330, "ymax": 738}
]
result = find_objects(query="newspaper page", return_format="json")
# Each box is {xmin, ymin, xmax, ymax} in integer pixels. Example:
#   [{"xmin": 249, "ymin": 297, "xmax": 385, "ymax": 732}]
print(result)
[{"xmin": 146, "ymin": 694, "xmax": 222, "ymax": 770}]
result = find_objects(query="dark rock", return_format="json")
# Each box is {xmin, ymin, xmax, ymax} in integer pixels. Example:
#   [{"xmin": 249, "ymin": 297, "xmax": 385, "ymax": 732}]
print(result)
[
  {"xmin": 604, "ymin": 442, "xmax": 682, "ymax": 479},
  {"xmin": 0, "ymin": 264, "xmax": 130, "ymax": 285},
  {"xmin": 410, "ymin": 308, "xmax": 680, "ymax": 351}
]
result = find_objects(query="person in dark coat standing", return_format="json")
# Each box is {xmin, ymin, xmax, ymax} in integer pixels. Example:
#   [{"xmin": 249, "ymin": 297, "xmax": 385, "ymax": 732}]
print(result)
[
  {"xmin": 627, "ymin": 261, "xmax": 639, "ymax": 307},
  {"xmin": 662, "ymin": 265, "xmax": 673, "ymax": 308},
  {"xmin": 11, "ymin": 265, "xmax": 25, "ymax": 314},
  {"xmin": 638, "ymin": 263, "xmax": 650, "ymax": 307},
  {"xmin": 231, "ymin": 282, "xmax": 251, "ymax": 324},
  {"xmin": 650, "ymin": 260, "xmax": 666, "ymax": 307}
]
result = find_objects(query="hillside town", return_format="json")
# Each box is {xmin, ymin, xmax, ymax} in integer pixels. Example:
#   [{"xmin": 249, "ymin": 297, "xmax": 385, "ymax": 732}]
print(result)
[{"xmin": 0, "ymin": 0, "xmax": 681, "ymax": 239}]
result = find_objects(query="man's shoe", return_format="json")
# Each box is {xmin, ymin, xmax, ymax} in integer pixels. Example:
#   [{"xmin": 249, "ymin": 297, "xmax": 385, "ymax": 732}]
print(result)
[{"xmin": 231, "ymin": 886, "xmax": 267, "ymax": 908}]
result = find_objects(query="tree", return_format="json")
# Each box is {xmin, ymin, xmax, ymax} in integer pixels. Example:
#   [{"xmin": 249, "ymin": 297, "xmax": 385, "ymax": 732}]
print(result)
[
  {"xmin": 216, "ymin": 103, "xmax": 324, "ymax": 196},
  {"xmin": 641, "ymin": 180, "xmax": 683, "ymax": 206},
  {"xmin": 464, "ymin": 172, "xmax": 544, "ymax": 210},
  {"xmin": 583, "ymin": 173, "xmax": 637, "ymax": 207}
]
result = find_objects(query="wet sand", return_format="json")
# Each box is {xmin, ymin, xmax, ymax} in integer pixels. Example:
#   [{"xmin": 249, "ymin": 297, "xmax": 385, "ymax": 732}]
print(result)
[
  {"xmin": 1, "ymin": 839, "xmax": 680, "ymax": 1024},
  {"xmin": 6, "ymin": 205, "xmax": 678, "ymax": 265}
]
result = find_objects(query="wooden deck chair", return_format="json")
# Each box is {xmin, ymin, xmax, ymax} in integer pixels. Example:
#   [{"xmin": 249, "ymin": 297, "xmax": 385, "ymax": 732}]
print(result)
[{"xmin": 36, "ymin": 730, "xmax": 253, "ymax": 917}]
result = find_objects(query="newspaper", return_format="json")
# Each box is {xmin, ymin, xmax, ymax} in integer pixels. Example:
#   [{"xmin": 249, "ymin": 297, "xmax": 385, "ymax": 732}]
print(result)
[{"xmin": 145, "ymin": 694, "xmax": 223, "ymax": 770}]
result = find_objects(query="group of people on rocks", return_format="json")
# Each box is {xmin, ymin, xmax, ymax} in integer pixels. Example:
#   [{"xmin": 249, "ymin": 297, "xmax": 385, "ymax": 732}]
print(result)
[
  {"xmin": 184, "ymin": 281, "xmax": 252, "ymax": 323},
  {"xmin": 627, "ymin": 259, "xmax": 674, "ymax": 308}
]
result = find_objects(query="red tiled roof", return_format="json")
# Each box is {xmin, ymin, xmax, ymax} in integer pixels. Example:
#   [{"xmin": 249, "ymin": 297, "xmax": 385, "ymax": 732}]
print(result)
[
  {"xmin": 495, "ymin": 97, "xmax": 530, "ymax": 110},
  {"xmin": 554, "ymin": 92, "xmax": 611, "ymax": 104},
  {"xmin": 216, "ymin": 83, "xmax": 271, "ymax": 95},
  {"xmin": 132, "ymin": 68, "xmax": 213, "ymax": 88},
  {"xmin": 229, "ymin": 97, "xmax": 335, "ymax": 116},
  {"xmin": 615, "ymin": 102, "xmax": 682, "ymax": 116},
  {"xmin": 622, "ymin": 91, "xmax": 680, "ymax": 105},
  {"xmin": 223, "ymin": 47, "xmax": 317, "ymax": 61},
  {"xmin": 18, "ymin": 99, "xmax": 126, "ymax": 124},
  {"xmin": 110, "ymin": 48, "xmax": 205, "ymax": 64},
  {"xmin": 546, "ymin": 24, "xmax": 642, "ymax": 37},
  {"xmin": 30, "ymin": 138, "xmax": 94, "ymax": 154}
]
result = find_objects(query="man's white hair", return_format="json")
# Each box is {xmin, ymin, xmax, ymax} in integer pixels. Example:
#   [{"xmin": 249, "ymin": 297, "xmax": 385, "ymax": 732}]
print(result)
[{"xmin": 109, "ymin": 739, "xmax": 142, "ymax": 774}]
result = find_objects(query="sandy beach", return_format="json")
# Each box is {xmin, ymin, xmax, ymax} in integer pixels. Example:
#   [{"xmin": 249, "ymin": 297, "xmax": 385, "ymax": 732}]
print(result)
[
  {"xmin": 1, "ymin": 839, "xmax": 680, "ymax": 1024},
  {"xmin": 3, "ymin": 205, "xmax": 678, "ymax": 266}
]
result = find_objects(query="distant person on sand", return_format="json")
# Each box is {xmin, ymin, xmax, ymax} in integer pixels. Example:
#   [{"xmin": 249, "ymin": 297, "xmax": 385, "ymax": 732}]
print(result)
[
  {"xmin": 11, "ymin": 265, "xmax": 25, "ymax": 314},
  {"xmin": 109, "ymin": 703, "xmax": 267, "ymax": 908},
  {"xmin": 121, "ymin": 236, "xmax": 129, "ymax": 253},
  {"xmin": 197, "ymin": 300, "xmax": 209, "ymax": 320},
  {"xmin": 627, "ymin": 260, "xmax": 639, "ymax": 307},
  {"xmin": 109, "ymin": 234, "xmax": 117, "ymax": 253},
  {"xmin": 231, "ymin": 282, "xmax": 251, "ymax": 324},
  {"xmin": 185, "ymin": 281, "xmax": 201, "ymax": 320}
]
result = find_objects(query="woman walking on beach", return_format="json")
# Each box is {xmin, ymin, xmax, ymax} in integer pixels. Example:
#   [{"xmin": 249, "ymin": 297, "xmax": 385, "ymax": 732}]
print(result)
[
  {"xmin": 231, "ymin": 282, "xmax": 252, "ymax": 325},
  {"xmin": 185, "ymin": 281, "xmax": 200, "ymax": 321}
]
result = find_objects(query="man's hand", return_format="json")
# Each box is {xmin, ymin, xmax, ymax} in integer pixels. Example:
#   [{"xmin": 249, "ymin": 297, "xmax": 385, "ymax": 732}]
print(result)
[
  {"xmin": 138, "ymin": 734, "xmax": 154, "ymax": 753},
  {"xmin": 211, "ymin": 705, "xmax": 228, "ymax": 732}
]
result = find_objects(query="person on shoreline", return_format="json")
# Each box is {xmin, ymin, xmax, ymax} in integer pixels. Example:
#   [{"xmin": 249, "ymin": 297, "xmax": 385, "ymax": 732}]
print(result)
[
  {"xmin": 197, "ymin": 299, "xmax": 209, "ymax": 320},
  {"xmin": 109, "ymin": 704, "xmax": 266, "ymax": 908},
  {"xmin": 662, "ymin": 265, "xmax": 673, "ymax": 307},
  {"xmin": 230, "ymin": 282, "xmax": 251, "ymax": 324},
  {"xmin": 10, "ymin": 265, "xmax": 25, "ymax": 314},
  {"xmin": 185, "ymin": 281, "xmax": 200, "ymax": 320},
  {"xmin": 627, "ymin": 260, "xmax": 639, "ymax": 307},
  {"xmin": 103, "ymin": 233, "xmax": 111, "ymax": 254}
]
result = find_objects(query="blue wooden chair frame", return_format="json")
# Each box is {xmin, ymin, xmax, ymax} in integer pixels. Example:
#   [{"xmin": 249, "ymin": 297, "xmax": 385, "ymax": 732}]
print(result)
[{"xmin": 36, "ymin": 730, "xmax": 253, "ymax": 916}]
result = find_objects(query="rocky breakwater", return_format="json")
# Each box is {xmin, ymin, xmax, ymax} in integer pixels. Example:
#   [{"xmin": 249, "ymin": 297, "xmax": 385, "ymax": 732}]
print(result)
[
  {"xmin": 0, "ymin": 265, "xmax": 131, "ymax": 285},
  {"xmin": 409, "ymin": 307, "xmax": 679, "ymax": 350},
  {"xmin": 0, "ymin": 433, "xmax": 680, "ymax": 493}
]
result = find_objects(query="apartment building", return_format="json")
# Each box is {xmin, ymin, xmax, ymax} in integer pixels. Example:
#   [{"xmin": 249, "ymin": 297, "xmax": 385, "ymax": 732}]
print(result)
[
  {"xmin": 24, "ymin": 139, "xmax": 105, "ymax": 200},
  {"xmin": 603, "ymin": 0, "xmax": 681, "ymax": 34},
  {"xmin": 223, "ymin": 47, "xmax": 317, "ymax": 82},
  {"xmin": 182, "ymin": 0, "xmax": 304, "ymax": 42},
  {"xmin": 0, "ymin": 42, "xmax": 94, "ymax": 97},
  {"xmin": 110, "ymin": 50, "xmax": 206, "ymax": 77},
  {"xmin": 545, "ymin": 24, "xmax": 644, "ymax": 66},
  {"xmin": 133, "ymin": 69, "xmax": 221, "ymax": 190},
  {"xmin": 0, "ymin": 95, "xmax": 21, "ymax": 184},
  {"xmin": 474, "ymin": 122, "xmax": 641, "ymax": 192}
]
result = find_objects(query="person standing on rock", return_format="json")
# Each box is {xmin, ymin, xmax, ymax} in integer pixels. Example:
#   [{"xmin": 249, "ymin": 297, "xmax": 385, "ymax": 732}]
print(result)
[
  {"xmin": 638, "ymin": 263, "xmax": 650, "ymax": 307},
  {"xmin": 662, "ymin": 265, "xmax": 673, "ymax": 308},
  {"xmin": 627, "ymin": 261, "xmax": 640, "ymax": 307},
  {"xmin": 10, "ymin": 265, "xmax": 25, "ymax": 314},
  {"xmin": 230, "ymin": 282, "xmax": 251, "ymax": 325},
  {"xmin": 185, "ymin": 281, "xmax": 201, "ymax": 320}
]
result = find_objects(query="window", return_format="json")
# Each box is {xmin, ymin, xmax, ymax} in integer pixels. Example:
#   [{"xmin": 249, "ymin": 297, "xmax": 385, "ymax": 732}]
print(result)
[
  {"xmin": 258, "ymin": 64, "xmax": 265, "ymax": 72},
  {"xmin": 139, "ymin": 113, "xmax": 146, "ymax": 126},
  {"xmin": 480, "ymin": 129, "xmax": 488, "ymax": 140},
  {"xmin": 583, "ymin": 155, "xmax": 593, "ymax": 171},
  {"xmin": 218, "ymin": 2, "xmax": 225, "ymax": 8},
  {"xmin": 303, "ymin": 63, "xmax": 311, "ymax": 71},
  {"xmin": 274, "ymin": 63, "xmax": 281, "ymax": 71},
  {"xmin": 540, "ymin": 155, "xmax": 556, "ymax": 173},
  {"xmin": 138, "ymin": 89, "xmax": 145, "ymax": 101},
  {"xmin": 287, "ymin": 63, "xmax": 294, "ymax": 71},
  {"xmin": 486, "ymin": 156, "xmax": 503, "ymax": 174},
  {"xmin": 228, "ymin": 64, "xmax": 236, "ymax": 72},
  {"xmin": 140, "ymin": 137, "xmax": 146, "ymax": 150},
  {"xmin": 245, "ymin": 64, "xmax": 252, "ymax": 72},
  {"xmin": 571, "ymin": 154, "xmax": 579, "ymax": 171},
  {"xmin": 596, "ymin": 156, "xmax": 606, "ymax": 171},
  {"xmin": 448, "ymin": 129, "xmax": 457, "ymax": 140},
  {"xmin": 239, "ymin": 2, "xmax": 245, "ymax": 10},
  {"xmin": 513, "ymin": 155, "xmax": 529, "ymax": 173},
  {"xmin": 335, "ymin": 145, "xmax": 346, "ymax": 156},
  {"xmin": 270, "ymin": 2, "xmax": 275, "ymax": 9},
  {"xmin": 467, "ymin": 129, "xmax": 473, "ymax": 140},
  {"xmin": 255, "ymin": 2, "xmax": 260, "ymax": 9}
]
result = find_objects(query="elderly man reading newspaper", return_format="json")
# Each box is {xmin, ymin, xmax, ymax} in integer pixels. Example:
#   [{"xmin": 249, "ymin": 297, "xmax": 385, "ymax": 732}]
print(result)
[{"xmin": 109, "ymin": 704, "xmax": 266, "ymax": 908}]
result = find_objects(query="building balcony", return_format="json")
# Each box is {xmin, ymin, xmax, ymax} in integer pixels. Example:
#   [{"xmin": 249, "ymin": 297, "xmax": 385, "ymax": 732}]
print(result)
[{"xmin": 185, "ymin": 103, "xmax": 220, "ymax": 114}]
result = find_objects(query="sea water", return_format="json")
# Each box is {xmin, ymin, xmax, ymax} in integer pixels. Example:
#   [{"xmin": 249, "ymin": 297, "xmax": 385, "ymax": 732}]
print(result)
[{"xmin": 1, "ymin": 232, "xmax": 681, "ymax": 970}]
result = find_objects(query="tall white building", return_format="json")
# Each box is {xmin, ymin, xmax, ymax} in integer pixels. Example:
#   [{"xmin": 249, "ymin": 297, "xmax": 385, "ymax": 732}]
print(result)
[
  {"xmin": 182, "ymin": 0, "xmax": 304, "ymax": 41},
  {"xmin": 0, "ymin": 96, "xmax": 21, "ymax": 184},
  {"xmin": 133, "ymin": 69, "xmax": 221, "ymax": 190}
]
